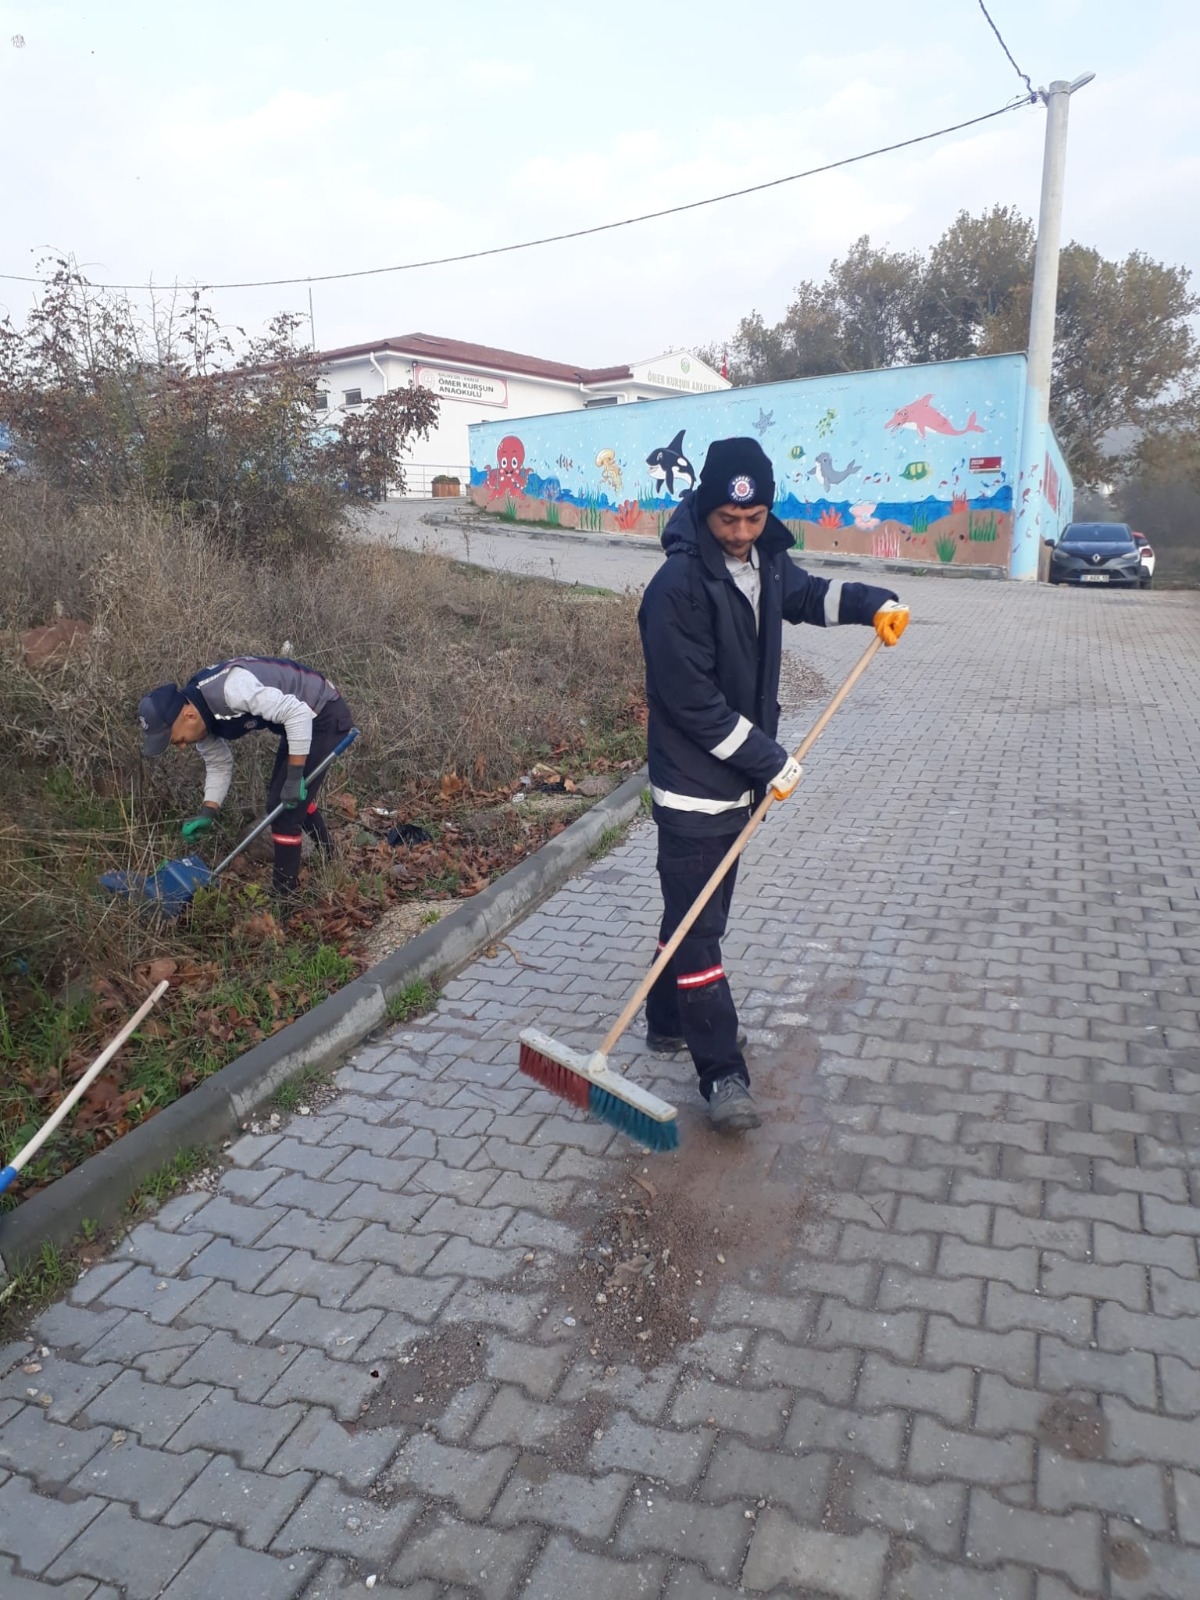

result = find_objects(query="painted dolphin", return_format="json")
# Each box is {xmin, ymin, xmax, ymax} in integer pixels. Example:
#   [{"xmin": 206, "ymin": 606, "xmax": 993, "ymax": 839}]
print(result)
[
  {"xmin": 812, "ymin": 451, "xmax": 860, "ymax": 491},
  {"xmin": 885, "ymin": 394, "xmax": 985, "ymax": 439},
  {"xmin": 645, "ymin": 430, "xmax": 696, "ymax": 496}
]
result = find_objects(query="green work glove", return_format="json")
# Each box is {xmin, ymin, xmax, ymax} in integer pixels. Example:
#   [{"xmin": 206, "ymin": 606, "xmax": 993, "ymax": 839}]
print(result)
[
  {"xmin": 181, "ymin": 803, "xmax": 220, "ymax": 840},
  {"xmin": 280, "ymin": 767, "xmax": 308, "ymax": 808}
]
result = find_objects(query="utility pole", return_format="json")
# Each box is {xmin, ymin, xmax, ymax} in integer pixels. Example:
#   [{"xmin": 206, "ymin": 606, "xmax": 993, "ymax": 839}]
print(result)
[{"xmin": 1010, "ymin": 73, "xmax": 1095, "ymax": 581}]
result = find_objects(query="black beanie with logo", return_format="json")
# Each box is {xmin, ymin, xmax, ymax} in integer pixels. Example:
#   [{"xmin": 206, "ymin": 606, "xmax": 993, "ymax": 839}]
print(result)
[{"xmin": 694, "ymin": 437, "xmax": 776, "ymax": 521}]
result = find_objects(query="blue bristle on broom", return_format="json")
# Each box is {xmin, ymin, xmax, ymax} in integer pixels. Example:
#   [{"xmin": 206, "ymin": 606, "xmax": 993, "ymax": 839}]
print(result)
[
  {"xmin": 519, "ymin": 1029, "xmax": 679, "ymax": 1152},
  {"xmin": 588, "ymin": 1083, "xmax": 680, "ymax": 1152}
]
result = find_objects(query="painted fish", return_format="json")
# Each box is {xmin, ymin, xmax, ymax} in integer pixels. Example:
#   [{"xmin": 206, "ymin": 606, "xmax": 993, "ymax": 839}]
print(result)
[
  {"xmin": 556, "ymin": 454, "xmax": 574, "ymax": 471},
  {"xmin": 789, "ymin": 444, "xmax": 805, "ymax": 460},
  {"xmin": 900, "ymin": 462, "xmax": 932, "ymax": 482}
]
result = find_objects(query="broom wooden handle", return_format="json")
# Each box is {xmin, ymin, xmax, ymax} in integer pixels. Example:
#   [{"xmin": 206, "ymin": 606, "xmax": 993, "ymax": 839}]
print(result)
[
  {"xmin": 599, "ymin": 634, "xmax": 884, "ymax": 1058},
  {"xmin": 0, "ymin": 980, "xmax": 170, "ymax": 1192}
]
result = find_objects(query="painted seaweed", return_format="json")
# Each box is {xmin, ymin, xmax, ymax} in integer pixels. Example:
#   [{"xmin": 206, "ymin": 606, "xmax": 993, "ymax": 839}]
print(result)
[{"xmin": 579, "ymin": 494, "xmax": 604, "ymax": 533}]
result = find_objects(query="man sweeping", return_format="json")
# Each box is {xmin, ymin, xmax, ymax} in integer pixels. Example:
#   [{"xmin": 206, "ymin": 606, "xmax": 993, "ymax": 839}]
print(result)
[
  {"xmin": 638, "ymin": 438, "xmax": 909, "ymax": 1132},
  {"xmin": 137, "ymin": 656, "xmax": 354, "ymax": 901}
]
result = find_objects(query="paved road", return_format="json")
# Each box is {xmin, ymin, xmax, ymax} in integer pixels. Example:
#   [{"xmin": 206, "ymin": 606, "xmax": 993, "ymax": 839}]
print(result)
[
  {"xmin": 364, "ymin": 500, "xmax": 667, "ymax": 592},
  {"xmin": 4, "ymin": 562, "xmax": 1200, "ymax": 1599}
]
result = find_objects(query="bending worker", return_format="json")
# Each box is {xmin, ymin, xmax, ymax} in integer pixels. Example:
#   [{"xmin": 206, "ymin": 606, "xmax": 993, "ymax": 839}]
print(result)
[
  {"xmin": 638, "ymin": 437, "xmax": 909, "ymax": 1132},
  {"xmin": 137, "ymin": 656, "xmax": 353, "ymax": 900}
]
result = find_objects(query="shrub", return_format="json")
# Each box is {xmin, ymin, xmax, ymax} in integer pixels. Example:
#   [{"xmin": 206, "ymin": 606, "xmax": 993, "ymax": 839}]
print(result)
[{"xmin": 0, "ymin": 261, "xmax": 438, "ymax": 555}]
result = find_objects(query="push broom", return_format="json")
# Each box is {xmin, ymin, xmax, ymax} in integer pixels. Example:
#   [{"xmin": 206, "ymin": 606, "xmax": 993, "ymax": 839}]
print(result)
[{"xmin": 519, "ymin": 634, "xmax": 886, "ymax": 1150}]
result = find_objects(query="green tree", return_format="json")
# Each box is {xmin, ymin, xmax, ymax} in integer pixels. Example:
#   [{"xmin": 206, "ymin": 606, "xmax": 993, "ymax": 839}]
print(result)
[
  {"xmin": 1115, "ymin": 421, "xmax": 1200, "ymax": 583},
  {"xmin": 984, "ymin": 246, "xmax": 1199, "ymax": 487},
  {"xmin": 703, "ymin": 213, "xmax": 1199, "ymax": 489},
  {"xmin": 0, "ymin": 260, "xmax": 440, "ymax": 551},
  {"xmin": 913, "ymin": 205, "xmax": 1034, "ymax": 361}
]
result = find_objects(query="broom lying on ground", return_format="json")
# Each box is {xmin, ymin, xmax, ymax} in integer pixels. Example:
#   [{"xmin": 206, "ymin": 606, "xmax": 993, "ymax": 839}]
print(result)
[{"xmin": 519, "ymin": 635, "xmax": 886, "ymax": 1151}]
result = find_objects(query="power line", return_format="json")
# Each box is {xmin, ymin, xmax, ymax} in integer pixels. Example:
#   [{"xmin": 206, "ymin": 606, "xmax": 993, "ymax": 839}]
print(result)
[
  {"xmin": 975, "ymin": 0, "xmax": 1036, "ymax": 98},
  {"xmin": 1, "ymin": 98, "xmax": 1034, "ymax": 296}
]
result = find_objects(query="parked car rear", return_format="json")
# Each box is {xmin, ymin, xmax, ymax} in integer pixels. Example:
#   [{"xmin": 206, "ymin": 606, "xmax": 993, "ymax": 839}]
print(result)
[
  {"xmin": 1048, "ymin": 523, "xmax": 1143, "ymax": 587},
  {"xmin": 1132, "ymin": 532, "xmax": 1155, "ymax": 587}
]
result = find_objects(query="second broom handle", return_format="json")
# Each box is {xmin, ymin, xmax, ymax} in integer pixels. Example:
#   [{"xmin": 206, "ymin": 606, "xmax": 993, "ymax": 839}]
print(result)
[{"xmin": 599, "ymin": 634, "xmax": 883, "ymax": 1058}]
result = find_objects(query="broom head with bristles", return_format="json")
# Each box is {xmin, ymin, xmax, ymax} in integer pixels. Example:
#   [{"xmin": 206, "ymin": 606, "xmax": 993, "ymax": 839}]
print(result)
[{"xmin": 518, "ymin": 1028, "xmax": 680, "ymax": 1152}]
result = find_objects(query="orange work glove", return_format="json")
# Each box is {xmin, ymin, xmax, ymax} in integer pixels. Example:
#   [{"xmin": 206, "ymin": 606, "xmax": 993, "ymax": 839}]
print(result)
[{"xmin": 874, "ymin": 600, "xmax": 910, "ymax": 646}]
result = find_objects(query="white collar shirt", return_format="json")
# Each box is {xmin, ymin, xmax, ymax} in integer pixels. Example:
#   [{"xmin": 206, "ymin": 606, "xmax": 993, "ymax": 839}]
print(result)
[{"xmin": 724, "ymin": 544, "xmax": 761, "ymax": 629}]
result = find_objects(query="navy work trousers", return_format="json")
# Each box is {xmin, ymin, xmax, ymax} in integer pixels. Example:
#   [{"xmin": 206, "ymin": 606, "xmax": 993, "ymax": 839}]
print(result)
[
  {"xmin": 644, "ymin": 823, "xmax": 749, "ymax": 1099},
  {"xmin": 267, "ymin": 696, "xmax": 354, "ymax": 894}
]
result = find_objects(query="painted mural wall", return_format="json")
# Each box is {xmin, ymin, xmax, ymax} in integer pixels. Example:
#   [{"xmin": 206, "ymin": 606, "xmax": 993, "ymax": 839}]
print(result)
[
  {"xmin": 1042, "ymin": 424, "xmax": 1075, "ymax": 542},
  {"xmin": 469, "ymin": 354, "xmax": 1074, "ymax": 574}
]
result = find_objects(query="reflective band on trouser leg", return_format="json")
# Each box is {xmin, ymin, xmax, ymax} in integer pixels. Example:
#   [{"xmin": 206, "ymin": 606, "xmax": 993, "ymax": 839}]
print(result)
[
  {"xmin": 676, "ymin": 965, "xmax": 726, "ymax": 989},
  {"xmin": 271, "ymin": 834, "xmax": 304, "ymax": 846}
]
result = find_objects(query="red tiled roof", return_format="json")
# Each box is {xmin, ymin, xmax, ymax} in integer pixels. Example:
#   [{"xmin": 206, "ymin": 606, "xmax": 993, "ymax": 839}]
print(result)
[{"xmin": 316, "ymin": 331, "xmax": 631, "ymax": 387}]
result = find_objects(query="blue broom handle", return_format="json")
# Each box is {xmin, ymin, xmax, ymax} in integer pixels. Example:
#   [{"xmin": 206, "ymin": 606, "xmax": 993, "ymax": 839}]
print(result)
[
  {"xmin": 0, "ymin": 980, "xmax": 171, "ymax": 1194},
  {"xmin": 208, "ymin": 727, "xmax": 360, "ymax": 882}
]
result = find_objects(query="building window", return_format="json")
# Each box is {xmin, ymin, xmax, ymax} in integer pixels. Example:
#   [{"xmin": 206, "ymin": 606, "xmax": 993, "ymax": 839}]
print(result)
[
  {"xmin": 343, "ymin": 388, "xmax": 363, "ymax": 407},
  {"xmin": 584, "ymin": 395, "xmax": 619, "ymax": 408},
  {"xmin": 315, "ymin": 391, "xmax": 329, "ymax": 410}
]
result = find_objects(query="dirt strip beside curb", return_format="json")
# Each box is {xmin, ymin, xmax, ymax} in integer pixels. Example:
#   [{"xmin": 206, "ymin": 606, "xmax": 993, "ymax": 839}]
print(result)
[{"xmin": 0, "ymin": 766, "xmax": 649, "ymax": 1276}]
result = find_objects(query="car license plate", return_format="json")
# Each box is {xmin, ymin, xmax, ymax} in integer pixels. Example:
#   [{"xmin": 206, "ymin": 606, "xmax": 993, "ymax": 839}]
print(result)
[{"xmin": 1079, "ymin": 573, "xmax": 1109, "ymax": 583}]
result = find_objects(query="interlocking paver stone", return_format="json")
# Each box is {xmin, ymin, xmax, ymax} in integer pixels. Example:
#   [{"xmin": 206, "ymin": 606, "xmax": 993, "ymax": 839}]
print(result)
[
  {"xmin": 265, "ymin": 1405, "xmax": 401, "ymax": 1489},
  {"xmin": 517, "ymin": 1533, "xmax": 663, "ymax": 1600},
  {"xmin": 46, "ymin": 1501, "xmax": 207, "ymax": 1599},
  {"xmin": 0, "ymin": 1472, "xmax": 106, "ymax": 1572},
  {"xmin": 494, "ymin": 1465, "xmax": 630, "ymax": 1539},
  {"xmin": 271, "ymin": 1476, "xmax": 420, "ymax": 1567},
  {"xmin": 9, "ymin": 569, "xmax": 1200, "ymax": 1600},
  {"xmin": 158, "ymin": 1529, "xmax": 317, "ymax": 1600},
  {"xmin": 163, "ymin": 1456, "xmax": 313, "ymax": 1546},
  {"xmin": 69, "ymin": 1437, "xmax": 210, "ymax": 1517},
  {"xmin": 389, "ymin": 1512, "xmax": 537, "ymax": 1600},
  {"xmin": 742, "ymin": 1510, "xmax": 888, "ymax": 1598},
  {"xmin": 0, "ymin": 1555, "xmax": 120, "ymax": 1599}
]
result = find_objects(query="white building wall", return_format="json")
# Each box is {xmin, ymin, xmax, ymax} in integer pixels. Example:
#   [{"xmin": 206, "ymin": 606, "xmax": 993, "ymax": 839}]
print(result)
[{"xmin": 317, "ymin": 346, "xmax": 728, "ymax": 497}]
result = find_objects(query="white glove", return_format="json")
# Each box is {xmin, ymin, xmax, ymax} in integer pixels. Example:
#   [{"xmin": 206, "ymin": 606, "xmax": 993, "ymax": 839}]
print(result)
[{"xmin": 769, "ymin": 756, "xmax": 803, "ymax": 800}]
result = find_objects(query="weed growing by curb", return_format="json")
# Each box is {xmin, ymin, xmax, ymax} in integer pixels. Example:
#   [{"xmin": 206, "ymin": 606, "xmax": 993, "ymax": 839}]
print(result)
[
  {"xmin": 589, "ymin": 824, "xmax": 626, "ymax": 860},
  {"xmin": 386, "ymin": 979, "xmax": 438, "ymax": 1025},
  {"xmin": 128, "ymin": 1147, "xmax": 207, "ymax": 1214},
  {"xmin": 0, "ymin": 1240, "xmax": 77, "ymax": 1336}
]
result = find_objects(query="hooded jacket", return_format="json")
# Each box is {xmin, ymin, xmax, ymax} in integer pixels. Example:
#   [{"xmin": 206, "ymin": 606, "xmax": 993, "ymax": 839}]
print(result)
[{"xmin": 637, "ymin": 495, "xmax": 896, "ymax": 835}]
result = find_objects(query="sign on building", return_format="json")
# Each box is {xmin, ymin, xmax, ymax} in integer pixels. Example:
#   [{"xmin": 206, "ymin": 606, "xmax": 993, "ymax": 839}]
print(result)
[{"xmin": 415, "ymin": 366, "xmax": 508, "ymax": 408}]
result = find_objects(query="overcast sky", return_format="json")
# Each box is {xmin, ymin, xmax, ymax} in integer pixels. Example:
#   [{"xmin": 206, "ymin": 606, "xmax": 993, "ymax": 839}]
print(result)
[{"xmin": 2, "ymin": 0, "xmax": 1196, "ymax": 368}]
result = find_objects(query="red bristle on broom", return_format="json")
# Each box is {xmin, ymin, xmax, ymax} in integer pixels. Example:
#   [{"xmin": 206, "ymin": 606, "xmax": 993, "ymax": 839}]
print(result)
[{"xmin": 518, "ymin": 1037, "xmax": 591, "ymax": 1109}]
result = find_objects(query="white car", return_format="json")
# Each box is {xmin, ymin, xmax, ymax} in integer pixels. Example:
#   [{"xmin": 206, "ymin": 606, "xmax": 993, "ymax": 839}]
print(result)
[{"xmin": 1133, "ymin": 533, "xmax": 1156, "ymax": 588}]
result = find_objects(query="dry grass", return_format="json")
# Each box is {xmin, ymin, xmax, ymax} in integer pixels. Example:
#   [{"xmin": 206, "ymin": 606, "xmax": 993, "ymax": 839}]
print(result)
[{"xmin": 0, "ymin": 482, "xmax": 645, "ymax": 986}]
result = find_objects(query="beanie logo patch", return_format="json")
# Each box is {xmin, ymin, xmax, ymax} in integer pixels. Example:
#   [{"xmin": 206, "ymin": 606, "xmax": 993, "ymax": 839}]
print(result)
[{"xmin": 728, "ymin": 474, "xmax": 756, "ymax": 503}]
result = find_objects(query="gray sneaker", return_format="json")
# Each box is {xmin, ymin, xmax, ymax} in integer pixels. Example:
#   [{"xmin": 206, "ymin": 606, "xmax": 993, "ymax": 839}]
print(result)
[{"xmin": 708, "ymin": 1075, "xmax": 761, "ymax": 1132}]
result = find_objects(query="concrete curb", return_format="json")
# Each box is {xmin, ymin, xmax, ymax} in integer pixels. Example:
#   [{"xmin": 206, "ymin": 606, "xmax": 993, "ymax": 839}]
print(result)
[{"xmin": 0, "ymin": 767, "xmax": 650, "ymax": 1276}]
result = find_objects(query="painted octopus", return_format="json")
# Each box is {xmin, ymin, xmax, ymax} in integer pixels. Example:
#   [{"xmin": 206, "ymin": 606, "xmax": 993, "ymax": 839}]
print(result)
[{"xmin": 485, "ymin": 436, "xmax": 529, "ymax": 499}]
